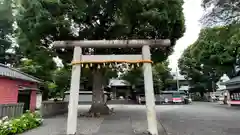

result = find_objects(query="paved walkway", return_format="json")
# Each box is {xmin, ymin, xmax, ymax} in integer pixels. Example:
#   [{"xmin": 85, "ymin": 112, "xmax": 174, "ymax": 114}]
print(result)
[
  {"xmin": 159, "ymin": 102, "xmax": 240, "ymax": 135},
  {"xmin": 23, "ymin": 103, "xmax": 240, "ymax": 135},
  {"xmin": 21, "ymin": 105, "xmax": 169, "ymax": 135},
  {"xmin": 22, "ymin": 103, "xmax": 240, "ymax": 135}
]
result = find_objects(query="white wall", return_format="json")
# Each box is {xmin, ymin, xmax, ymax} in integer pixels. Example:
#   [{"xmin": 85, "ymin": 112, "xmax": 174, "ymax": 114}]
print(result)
[
  {"xmin": 64, "ymin": 94, "xmax": 107, "ymax": 103},
  {"xmin": 36, "ymin": 94, "xmax": 42, "ymax": 109}
]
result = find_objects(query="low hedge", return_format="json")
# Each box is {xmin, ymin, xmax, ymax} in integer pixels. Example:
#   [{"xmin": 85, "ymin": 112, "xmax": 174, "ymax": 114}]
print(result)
[{"xmin": 0, "ymin": 111, "xmax": 43, "ymax": 135}]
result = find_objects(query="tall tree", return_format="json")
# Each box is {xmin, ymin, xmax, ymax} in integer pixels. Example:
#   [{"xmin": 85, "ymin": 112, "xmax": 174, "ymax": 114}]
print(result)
[
  {"xmin": 179, "ymin": 24, "xmax": 240, "ymax": 94},
  {"xmin": 191, "ymin": 25, "xmax": 240, "ymax": 78},
  {"xmin": 15, "ymin": 0, "xmax": 185, "ymax": 115},
  {"xmin": 17, "ymin": 58, "xmax": 56, "ymax": 100},
  {"xmin": 51, "ymin": 66, "xmax": 71, "ymax": 98},
  {"xmin": 0, "ymin": 0, "xmax": 13, "ymax": 64},
  {"xmin": 154, "ymin": 61, "xmax": 174, "ymax": 91},
  {"xmin": 178, "ymin": 45, "xmax": 208, "ymax": 94}
]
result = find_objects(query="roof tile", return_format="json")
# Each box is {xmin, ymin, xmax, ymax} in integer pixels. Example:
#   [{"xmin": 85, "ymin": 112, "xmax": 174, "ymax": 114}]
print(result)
[{"xmin": 0, "ymin": 64, "xmax": 41, "ymax": 83}]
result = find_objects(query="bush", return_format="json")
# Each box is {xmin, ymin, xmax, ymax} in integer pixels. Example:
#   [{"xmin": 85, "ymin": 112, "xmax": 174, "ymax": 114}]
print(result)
[{"xmin": 0, "ymin": 111, "xmax": 43, "ymax": 135}]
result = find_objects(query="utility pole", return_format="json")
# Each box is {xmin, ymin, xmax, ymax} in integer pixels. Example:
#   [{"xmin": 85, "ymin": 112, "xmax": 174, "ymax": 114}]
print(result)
[
  {"xmin": 212, "ymin": 80, "xmax": 215, "ymax": 92},
  {"xmin": 176, "ymin": 67, "xmax": 180, "ymax": 92}
]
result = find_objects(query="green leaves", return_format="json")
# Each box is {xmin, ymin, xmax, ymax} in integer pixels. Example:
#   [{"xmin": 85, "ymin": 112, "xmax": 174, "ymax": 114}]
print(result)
[
  {"xmin": 121, "ymin": 61, "xmax": 174, "ymax": 91},
  {"xmin": 195, "ymin": 25, "xmax": 240, "ymax": 77},
  {"xmin": 5, "ymin": 0, "xmax": 185, "ymax": 99},
  {"xmin": 50, "ymin": 67, "xmax": 71, "ymax": 98},
  {"xmin": 0, "ymin": 0, "xmax": 13, "ymax": 64},
  {"xmin": 15, "ymin": 0, "xmax": 185, "ymax": 62},
  {"xmin": 0, "ymin": 111, "xmax": 43, "ymax": 135},
  {"xmin": 179, "ymin": 24, "xmax": 240, "ymax": 93}
]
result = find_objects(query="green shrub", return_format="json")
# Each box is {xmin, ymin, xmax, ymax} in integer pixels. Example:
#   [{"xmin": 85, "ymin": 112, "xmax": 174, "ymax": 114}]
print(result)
[{"xmin": 0, "ymin": 111, "xmax": 43, "ymax": 135}]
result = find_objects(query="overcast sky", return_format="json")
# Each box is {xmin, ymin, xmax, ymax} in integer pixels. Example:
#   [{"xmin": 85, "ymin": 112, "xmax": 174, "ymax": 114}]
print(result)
[{"xmin": 168, "ymin": 0, "xmax": 204, "ymax": 72}]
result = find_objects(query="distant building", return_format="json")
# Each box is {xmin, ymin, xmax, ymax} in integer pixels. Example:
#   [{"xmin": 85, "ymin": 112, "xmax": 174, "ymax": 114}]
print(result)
[
  {"xmin": 216, "ymin": 74, "xmax": 230, "ymax": 91},
  {"xmin": 171, "ymin": 72, "xmax": 190, "ymax": 92},
  {"xmin": 108, "ymin": 78, "xmax": 132, "ymax": 99},
  {"xmin": 64, "ymin": 91, "xmax": 108, "ymax": 104},
  {"xmin": 213, "ymin": 74, "xmax": 230, "ymax": 98},
  {"xmin": 221, "ymin": 75, "xmax": 240, "ymax": 106}
]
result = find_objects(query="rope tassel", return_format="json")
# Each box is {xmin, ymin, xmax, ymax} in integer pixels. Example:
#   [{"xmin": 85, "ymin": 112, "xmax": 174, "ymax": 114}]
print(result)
[
  {"xmin": 137, "ymin": 63, "xmax": 139, "ymax": 67},
  {"xmin": 131, "ymin": 64, "xmax": 134, "ymax": 69}
]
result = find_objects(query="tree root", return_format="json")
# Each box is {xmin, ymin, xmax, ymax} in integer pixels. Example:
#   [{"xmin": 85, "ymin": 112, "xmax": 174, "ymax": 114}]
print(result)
[{"xmin": 79, "ymin": 107, "xmax": 115, "ymax": 118}]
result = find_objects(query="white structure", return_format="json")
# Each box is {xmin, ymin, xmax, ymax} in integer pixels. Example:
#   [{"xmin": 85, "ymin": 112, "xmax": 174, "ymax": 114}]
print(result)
[
  {"xmin": 108, "ymin": 79, "xmax": 131, "ymax": 99},
  {"xmin": 64, "ymin": 91, "xmax": 108, "ymax": 104},
  {"xmin": 216, "ymin": 74, "xmax": 230, "ymax": 91},
  {"xmin": 214, "ymin": 74, "xmax": 230, "ymax": 101},
  {"xmin": 179, "ymin": 85, "xmax": 189, "ymax": 91},
  {"xmin": 36, "ymin": 92, "xmax": 42, "ymax": 109},
  {"xmin": 172, "ymin": 71, "xmax": 185, "ymax": 80},
  {"xmin": 172, "ymin": 71, "xmax": 190, "ymax": 91},
  {"xmin": 109, "ymin": 78, "xmax": 130, "ymax": 87},
  {"xmin": 53, "ymin": 39, "xmax": 170, "ymax": 135}
]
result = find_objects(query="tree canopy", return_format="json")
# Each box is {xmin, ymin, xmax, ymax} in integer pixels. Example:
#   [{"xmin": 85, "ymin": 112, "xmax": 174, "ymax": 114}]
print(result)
[
  {"xmin": 0, "ymin": 0, "xmax": 186, "ymax": 102},
  {"xmin": 192, "ymin": 24, "xmax": 240, "ymax": 78},
  {"xmin": 16, "ymin": 0, "xmax": 185, "ymax": 63},
  {"xmin": 182, "ymin": 0, "xmax": 240, "ymax": 94},
  {"xmin": 178, "ymin": 45, "xmax": 209, "ymax": 93},
  {"xmin": 0, "ymin": 0, "xmax": 13, "ymax": 64},
  {"xmin": 121, "ymin": 61, "xmax": 175, "ymax": 92},
  {"xmin": 178, "ymin": 24, "xmax": 240, "ymax": 93},
  {"xmin": 13, "ymin": 0, "xmax": 185, "ymax": 102}
]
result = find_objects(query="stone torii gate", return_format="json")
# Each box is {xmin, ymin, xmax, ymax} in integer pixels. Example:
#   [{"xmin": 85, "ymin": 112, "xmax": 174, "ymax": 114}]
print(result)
[{"xmin": 53, "ymin": 39, "xmax": 170, "ymax": 135}]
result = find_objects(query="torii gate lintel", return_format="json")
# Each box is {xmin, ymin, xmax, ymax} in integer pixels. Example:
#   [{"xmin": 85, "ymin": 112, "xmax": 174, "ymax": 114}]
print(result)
[{"xmin": 53, "ymin": 39, "xmax": 170, "ymax": 48}]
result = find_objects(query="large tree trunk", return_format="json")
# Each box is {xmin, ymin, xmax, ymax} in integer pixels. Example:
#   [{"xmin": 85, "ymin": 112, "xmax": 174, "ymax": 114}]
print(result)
[{"xmin": 88, "ymin": 69, "xmax": 110, "ymax": 115}]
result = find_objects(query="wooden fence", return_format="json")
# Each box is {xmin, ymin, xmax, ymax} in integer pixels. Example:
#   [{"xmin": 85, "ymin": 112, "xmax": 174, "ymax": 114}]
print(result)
[{"xmin": 0, "ymin": 103, "xmax": 24, "ymax": 119}]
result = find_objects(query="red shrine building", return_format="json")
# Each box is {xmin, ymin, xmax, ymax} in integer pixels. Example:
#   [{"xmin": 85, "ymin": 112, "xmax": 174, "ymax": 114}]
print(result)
[{"xmin": 0, "ymin": 64, "xmax": 41, "ymax": 111}]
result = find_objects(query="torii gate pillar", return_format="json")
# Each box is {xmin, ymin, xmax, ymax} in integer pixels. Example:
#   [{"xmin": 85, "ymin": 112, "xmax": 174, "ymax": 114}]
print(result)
[
  {"xmin": 67, "ymin": 47, "xmax": 82, "ymax": 134},
  {"xmin": 142, "ymin": 45, "xmax": 158, "ymax": 135}
]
